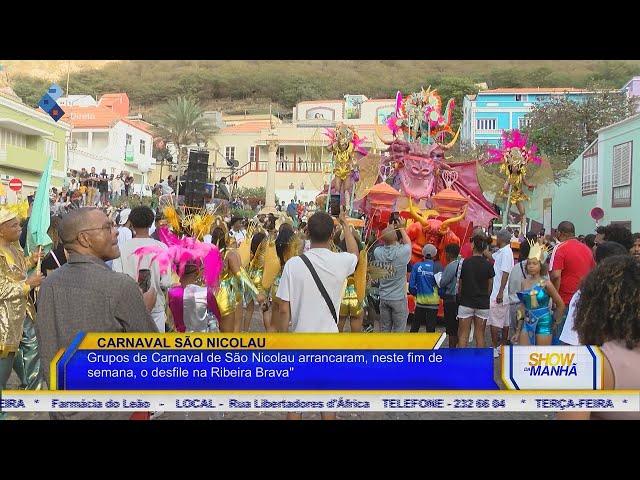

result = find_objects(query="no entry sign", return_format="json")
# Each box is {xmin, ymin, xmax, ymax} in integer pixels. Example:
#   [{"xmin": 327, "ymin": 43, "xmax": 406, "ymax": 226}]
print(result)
[
  {"xmin": 9, "ymin": 178, "xmax": 23, "ymax": 191},
  {"xmin": 590, "ymin": 207, "xmax": 604, "ymax": 221}
]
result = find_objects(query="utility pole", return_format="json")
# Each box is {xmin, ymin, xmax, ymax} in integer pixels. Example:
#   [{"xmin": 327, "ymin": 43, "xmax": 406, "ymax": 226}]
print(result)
[
  {"xmin": 265, "ymin": 104, "xmax": 278, "ymax": 207},
  {"xmin": 65, "ymin": 60, "xmax": 73, "ymax": 175},
  {"xmin": 175, "ymin": 145, "xmax": 182, "ymax": 201}
]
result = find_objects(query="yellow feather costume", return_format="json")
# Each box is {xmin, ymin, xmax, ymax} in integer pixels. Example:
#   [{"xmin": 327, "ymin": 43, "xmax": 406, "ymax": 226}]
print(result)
[
  {"xmin": 261, "ymin": 234, "xmax": 280, "ymax": 297},
  {"xmin": 210, "ymin": 216, "xmax": 258, "ymax": 316},
  {"xmin": 238, "ymin": 222, "xmax": 259, "ymax": 268}
]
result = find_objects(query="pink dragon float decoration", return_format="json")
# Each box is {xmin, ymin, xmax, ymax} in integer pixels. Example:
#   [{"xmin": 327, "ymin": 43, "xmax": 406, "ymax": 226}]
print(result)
[{"xmin": 361, "ymin": 87, "xmax": 498, "ymax": 265}]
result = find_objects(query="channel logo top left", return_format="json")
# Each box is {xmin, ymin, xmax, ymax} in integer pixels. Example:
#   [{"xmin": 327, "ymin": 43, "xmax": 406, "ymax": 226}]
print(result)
[{"xmin": 37, "ymin": 83, "xmax": 65, "ymax": 122}]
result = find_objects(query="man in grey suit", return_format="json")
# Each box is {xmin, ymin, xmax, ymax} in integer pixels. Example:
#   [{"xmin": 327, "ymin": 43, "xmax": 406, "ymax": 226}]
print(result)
[{"xmin": 35, "ymin": 207, "xmax": 157, "ymax": 420}]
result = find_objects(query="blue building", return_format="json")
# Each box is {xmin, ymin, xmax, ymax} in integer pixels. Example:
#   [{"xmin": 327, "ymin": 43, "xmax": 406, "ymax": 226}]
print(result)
[{"xmin": 461, "ymin": 88, "xmax": 590, "ymax": 150}]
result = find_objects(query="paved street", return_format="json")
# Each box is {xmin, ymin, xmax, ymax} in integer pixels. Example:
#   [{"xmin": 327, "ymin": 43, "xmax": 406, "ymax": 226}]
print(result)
[{"xmin": 4, "ymin": 310, "xmax": 552, "ymax": 420}]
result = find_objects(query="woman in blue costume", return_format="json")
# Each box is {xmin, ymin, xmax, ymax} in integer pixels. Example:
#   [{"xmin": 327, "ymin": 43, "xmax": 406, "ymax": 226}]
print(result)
[{"xmin": 512, "ymin": 251, "xmax": 565, "ymax": 346}]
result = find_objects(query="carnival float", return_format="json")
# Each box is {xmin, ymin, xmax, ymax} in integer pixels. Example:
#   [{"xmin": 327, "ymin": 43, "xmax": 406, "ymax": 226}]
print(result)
[{"xmin": 317, "ymin": 86, "xmax": 500, "ymax": 265}]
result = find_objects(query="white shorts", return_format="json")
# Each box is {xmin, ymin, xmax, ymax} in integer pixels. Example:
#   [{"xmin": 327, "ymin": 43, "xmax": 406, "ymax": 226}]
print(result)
[
  {"xmin": 458, "ymin": 305, "xmax": 490, "ymax": 320},
  {"xmin": 487, "ymin": 302, "xmax": 511, "ymax": 328}
]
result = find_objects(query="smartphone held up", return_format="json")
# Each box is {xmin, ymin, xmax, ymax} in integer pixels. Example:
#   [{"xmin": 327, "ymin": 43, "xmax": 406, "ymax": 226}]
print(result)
[
  {"xmin": 137, "ymin": 269, "xmax": 151, "ymax": 293},
  {"xmin": 330, "ymin": 194, "xmax": 341, "ymax": 217}
]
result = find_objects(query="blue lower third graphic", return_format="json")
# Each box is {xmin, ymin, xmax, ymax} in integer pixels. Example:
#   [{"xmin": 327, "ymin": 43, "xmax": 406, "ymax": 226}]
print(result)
[{"xmin": 58, "ymin": 349, "xmax": 498, "ymax": 390}]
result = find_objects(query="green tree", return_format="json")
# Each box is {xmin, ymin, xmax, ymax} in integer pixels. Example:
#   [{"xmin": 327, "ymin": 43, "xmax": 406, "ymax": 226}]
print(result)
[
  {"xmin": 10, "ymin": 75, "xmax": 51, "ymax": 107},
  {"xmin": 429, "ymin": 76, "xmax": 480, "ymax": 134},
  {"xmin": 522, "ymin": 88, "xmax": 638, "ymax": 183},
  {"xmin": 151, "ymin": 96, "xmax": 219, "ymax": 196},
  {"xmin": 588, "ymin": 61, "xmax": 639, "ymax": 88},
  {"xmin": 234, "ymin": 186, "xmax": 266, "ymax": 200},
  {"xmin": 486, "ymin": 68, "xmax": 526, "ymax": 88},
  {"xmin": 528, "ymin": 67, "xmax": 554, "ymax": 87}
]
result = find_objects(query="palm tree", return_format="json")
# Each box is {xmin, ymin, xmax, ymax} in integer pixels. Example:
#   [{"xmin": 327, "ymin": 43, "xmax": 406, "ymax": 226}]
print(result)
[{"xmin": 152, "ymin": 96, "xmax": 218, "ymax": 198}]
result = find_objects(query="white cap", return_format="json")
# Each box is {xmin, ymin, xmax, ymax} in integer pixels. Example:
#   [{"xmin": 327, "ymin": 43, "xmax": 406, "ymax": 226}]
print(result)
[
  {"xmin": 119, "ymin": 208, "xmax": 131, "ymax": 225},
  {"xmin": 422, "ymin": 244, "xmax": 437, "ymax": 259}
]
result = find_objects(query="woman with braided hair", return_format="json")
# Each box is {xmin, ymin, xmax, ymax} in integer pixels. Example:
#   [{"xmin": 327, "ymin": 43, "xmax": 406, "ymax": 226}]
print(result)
[
  {"xmin": 557, "ymin": 255, "xmax": 640, "ymax": 420},
  {"xmin": 271, "ymin": 225, "xmax": 302, "ymax": 326}
]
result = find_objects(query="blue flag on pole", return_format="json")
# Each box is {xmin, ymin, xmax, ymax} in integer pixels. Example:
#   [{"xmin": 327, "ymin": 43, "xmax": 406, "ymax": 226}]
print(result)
[{"xmin": 26, "ymin": 156, "xmax": 54, "ymax": 257}]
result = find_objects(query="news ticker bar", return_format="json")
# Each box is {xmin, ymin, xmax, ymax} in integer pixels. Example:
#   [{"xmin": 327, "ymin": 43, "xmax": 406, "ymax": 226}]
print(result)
[{"xmin": 1, "ymin": 392, "xmax": 638, "ymax": 412}]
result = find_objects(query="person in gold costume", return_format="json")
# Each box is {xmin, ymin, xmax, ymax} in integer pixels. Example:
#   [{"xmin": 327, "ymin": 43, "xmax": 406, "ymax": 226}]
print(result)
[
  {"xmin": 485, "ymin": 130, "xmax": 540, "ymax": 233},
  {"xmin": 333, "ymin": 226, "xmax": 367, "ymax": 333},
  {"xmin": 242, "ymin": 230, "xmax": 267, "ymax": 331},
  {"xmin": 325, "ymin": 124, "xmax": 367, "ymax": 212},
  {"xmin": 0, "ymin": 207, "xmax": 45, "ymax": 393},
  {"xmin": 256, "ymin": 221, "xmax": 304, "ymax": 333},
  {"xmin": 210, "ymin": 218, "xmax": 258, "ymax": 332}
]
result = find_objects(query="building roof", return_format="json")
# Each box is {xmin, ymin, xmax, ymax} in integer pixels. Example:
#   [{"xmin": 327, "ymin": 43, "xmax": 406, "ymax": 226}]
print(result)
[
  {"xmin": 59, "ymin": 104, "xmax": 150, "ymax": 135},
  {"xmin": 222, "ymin": 121, "xmax": 272, "ymax": 133},
  {"xmin": 57, "ymin": 105, "xmax": 119, "ymax": 128},
  {"xmin": 223, "ymin": 113, "xmax": 278, "ymax": 121},
  {"xmin": 125, "ymin": 118, "xmax": 155, "ymax": 135},
  {"xmin": 98, "ymin": 93, "xmax": 129, "ymax": 118},
  {"xmin": 479, "ymin": 87, "xmax": 588, "ymax": 94}
]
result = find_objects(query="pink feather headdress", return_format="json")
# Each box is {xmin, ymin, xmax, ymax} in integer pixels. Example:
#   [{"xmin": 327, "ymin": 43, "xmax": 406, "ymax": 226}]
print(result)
[
  {"xmin": 485, "ymin": 129, "xmax": 543, "ymax": 165},
  {"xmin": 132, "ymin": 227, "xmax": 224, "ymax": 292}
]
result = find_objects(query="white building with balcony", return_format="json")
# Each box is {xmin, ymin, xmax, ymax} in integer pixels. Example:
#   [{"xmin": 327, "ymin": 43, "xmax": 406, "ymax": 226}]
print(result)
[
  {"xmin": 210, "ymin": 95, "xmax": 395, "ymax": 195},
  {"xmin": 59, "ymin": 93, "xmax": 154, "ymax": 182}
]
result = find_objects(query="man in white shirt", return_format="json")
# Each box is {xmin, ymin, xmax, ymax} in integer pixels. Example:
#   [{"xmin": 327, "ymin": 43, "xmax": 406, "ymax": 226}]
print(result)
[
  {"xmin": 160, "ymin": 176, "xmax": 174, "ymax": 195},
  {"xmin": 112, "ymin": 206, "xmax": 173, "ymax": 332},
  {"xmin": 111, "ymin": 175, "xmax": 124, "ymax": 202},
  {"xmin": 507, "ymin": 239, "xmax": 529, "ymax": 339},
  {"xmin": 117, "ymin": 208, "xmax": 133, "ymax": 244},
  {"xmin": 276, "ymin": 208, "xmax": 358, "ymax": 335},
  {"xmin": 487, "ymin": 229, "xmax": 514, "ymax": 357},
  {"xmin": 276, "ymin": 208, "xmax": 358, "ymax": 420}
]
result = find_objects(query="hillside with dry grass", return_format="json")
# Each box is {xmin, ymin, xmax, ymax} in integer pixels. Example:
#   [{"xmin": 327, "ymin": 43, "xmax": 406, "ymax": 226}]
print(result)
[
  {"xmin": 0, "ymin": 60, "xmax": 122, "ymax": 82},
  {"xmin": 4, "ymin": 60, "xmax": 640, "ymax": 120}
]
